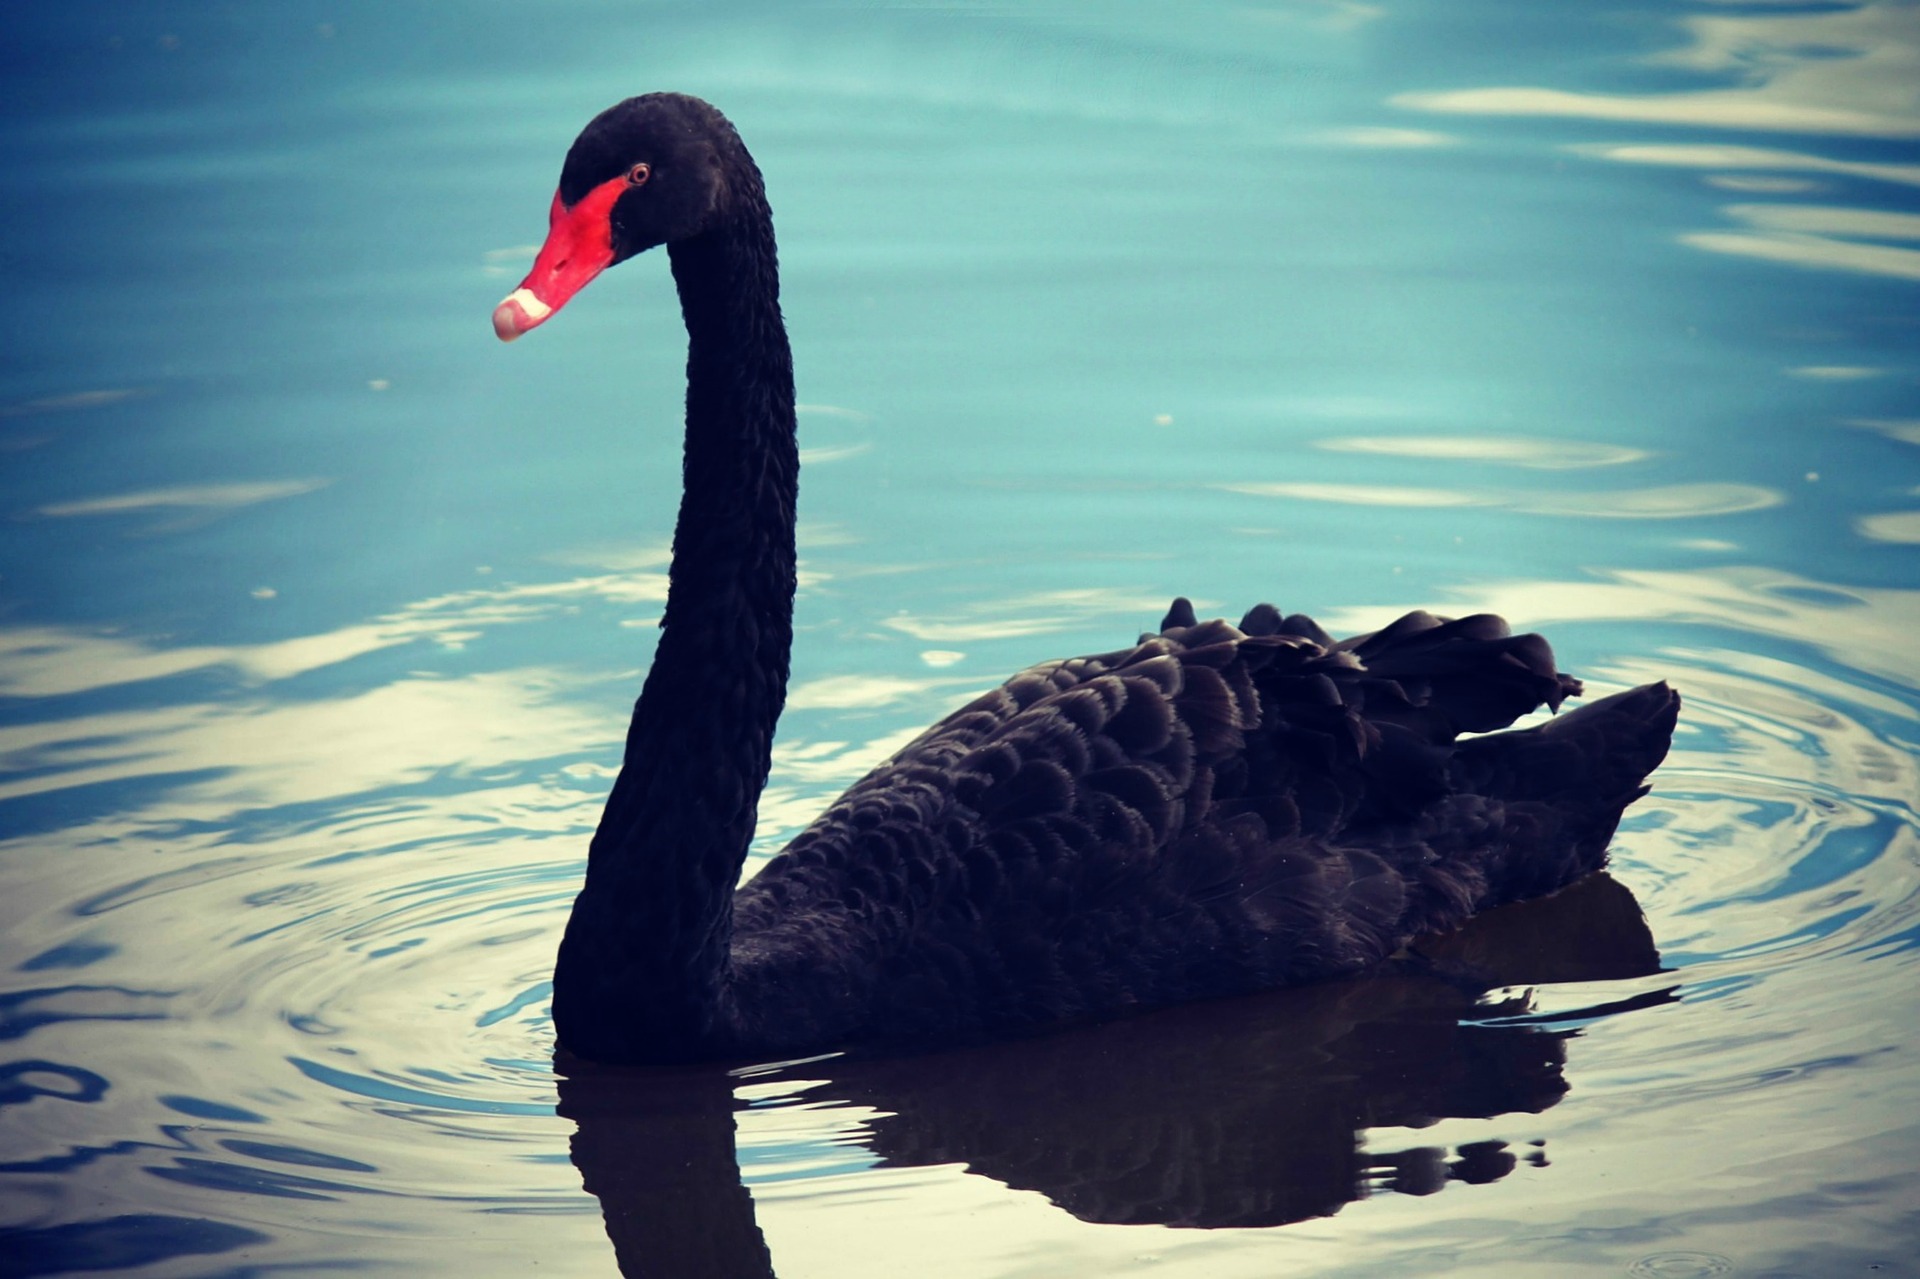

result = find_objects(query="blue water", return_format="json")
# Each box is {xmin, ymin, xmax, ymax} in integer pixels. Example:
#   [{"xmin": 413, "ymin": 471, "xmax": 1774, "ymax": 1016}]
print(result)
[{"xmin": 3, "ymin": 2, "xmax": 1918, "ymax": 1276}]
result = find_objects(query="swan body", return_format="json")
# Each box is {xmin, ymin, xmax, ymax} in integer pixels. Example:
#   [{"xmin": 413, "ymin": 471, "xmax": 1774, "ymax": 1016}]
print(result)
[{"xmin": 495, "ymin": 93, "xmax": 1678, "ymax": 1065}]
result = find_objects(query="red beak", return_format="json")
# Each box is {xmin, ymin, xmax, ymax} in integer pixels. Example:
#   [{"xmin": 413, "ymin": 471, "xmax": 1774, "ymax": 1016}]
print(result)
[{"xmin": 493, "ymin": 176, "xmax": 627, "ymax": 342}]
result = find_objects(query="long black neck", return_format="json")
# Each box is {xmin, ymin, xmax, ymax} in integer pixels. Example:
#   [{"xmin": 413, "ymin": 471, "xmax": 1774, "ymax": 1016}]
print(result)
[{"xmin": 553, "ymin": 163, "xmax": 797, "ymax": 1064}]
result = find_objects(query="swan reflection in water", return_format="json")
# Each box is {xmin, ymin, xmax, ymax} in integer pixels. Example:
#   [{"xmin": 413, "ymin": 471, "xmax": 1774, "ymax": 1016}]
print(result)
[{"xmin": 557, "ymin": 872, "xmax": 1672, "ymax": 1277}]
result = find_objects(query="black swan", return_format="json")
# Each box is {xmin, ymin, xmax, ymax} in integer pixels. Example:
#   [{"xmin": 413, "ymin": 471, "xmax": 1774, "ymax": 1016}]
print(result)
[{"xmin": 492, "ymin": 92, "xmax": 1679, "ymax": 1066}]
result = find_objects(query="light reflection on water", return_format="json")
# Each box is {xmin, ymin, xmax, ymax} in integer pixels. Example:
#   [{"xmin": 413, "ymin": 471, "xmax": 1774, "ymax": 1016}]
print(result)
[{"xmin": 2, "ymin": 0, "xmax": 1918, "ymax": 1275}]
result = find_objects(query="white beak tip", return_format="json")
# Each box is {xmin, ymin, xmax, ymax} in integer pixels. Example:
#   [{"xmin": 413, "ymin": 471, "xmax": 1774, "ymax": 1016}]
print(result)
[{"xmin": 492, "ymin": 288, "xmax": 553, "ymax": 342}]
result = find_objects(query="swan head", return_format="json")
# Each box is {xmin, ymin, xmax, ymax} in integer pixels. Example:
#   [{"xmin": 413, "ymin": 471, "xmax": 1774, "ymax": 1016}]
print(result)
[{"xmin": 493, "ymin": 93, "xmax": 735, "ymax": 342}]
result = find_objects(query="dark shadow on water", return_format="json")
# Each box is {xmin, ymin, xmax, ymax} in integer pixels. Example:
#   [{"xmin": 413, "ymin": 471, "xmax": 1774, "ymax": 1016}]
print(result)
[
  {"xmin": 560, "ymin": 1068, "xmax": 778, "ymax": 1279},
  {"xmin": 0, "ymin": 1214, "xmax": 270, "ymax": 1279},
  {"xmin": 558, "ymin": 872, "xmax": 1673, "ymax": 1278}
]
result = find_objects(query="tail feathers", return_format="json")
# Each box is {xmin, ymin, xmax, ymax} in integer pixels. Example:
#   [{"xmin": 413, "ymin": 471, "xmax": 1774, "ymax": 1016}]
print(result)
[
  {"xmin": 1456, "ymin": 681, "xmax": 1679, "ymax": 806},
  {"xmin": 1451, "ymin": 682, "xmax": 1679, "ymax": 905}
]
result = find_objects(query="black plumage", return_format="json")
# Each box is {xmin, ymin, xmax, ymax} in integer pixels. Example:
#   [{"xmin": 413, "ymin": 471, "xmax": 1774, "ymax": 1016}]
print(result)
[{"xmin": 500, "ymin": 93, "xmax": 1680, "ymax": 1066}]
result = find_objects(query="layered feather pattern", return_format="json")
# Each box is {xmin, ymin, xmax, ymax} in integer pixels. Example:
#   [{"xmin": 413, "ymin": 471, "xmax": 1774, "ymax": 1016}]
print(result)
[{"xmin": 724, "ymin": 600, "xmax": 1677, "ymax": 1054}]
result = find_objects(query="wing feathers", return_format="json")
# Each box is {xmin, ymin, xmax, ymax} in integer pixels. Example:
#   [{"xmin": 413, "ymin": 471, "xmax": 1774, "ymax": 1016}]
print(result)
[{"xmin": 730, "ymin": 600, "xmax": 1675, "ymax": 1049}]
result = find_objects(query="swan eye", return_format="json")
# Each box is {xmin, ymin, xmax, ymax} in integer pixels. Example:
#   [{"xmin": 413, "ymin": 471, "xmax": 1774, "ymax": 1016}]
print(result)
[{"xmin": 626, "ymin": 162, "xmax": 652, "ymax": 187}]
